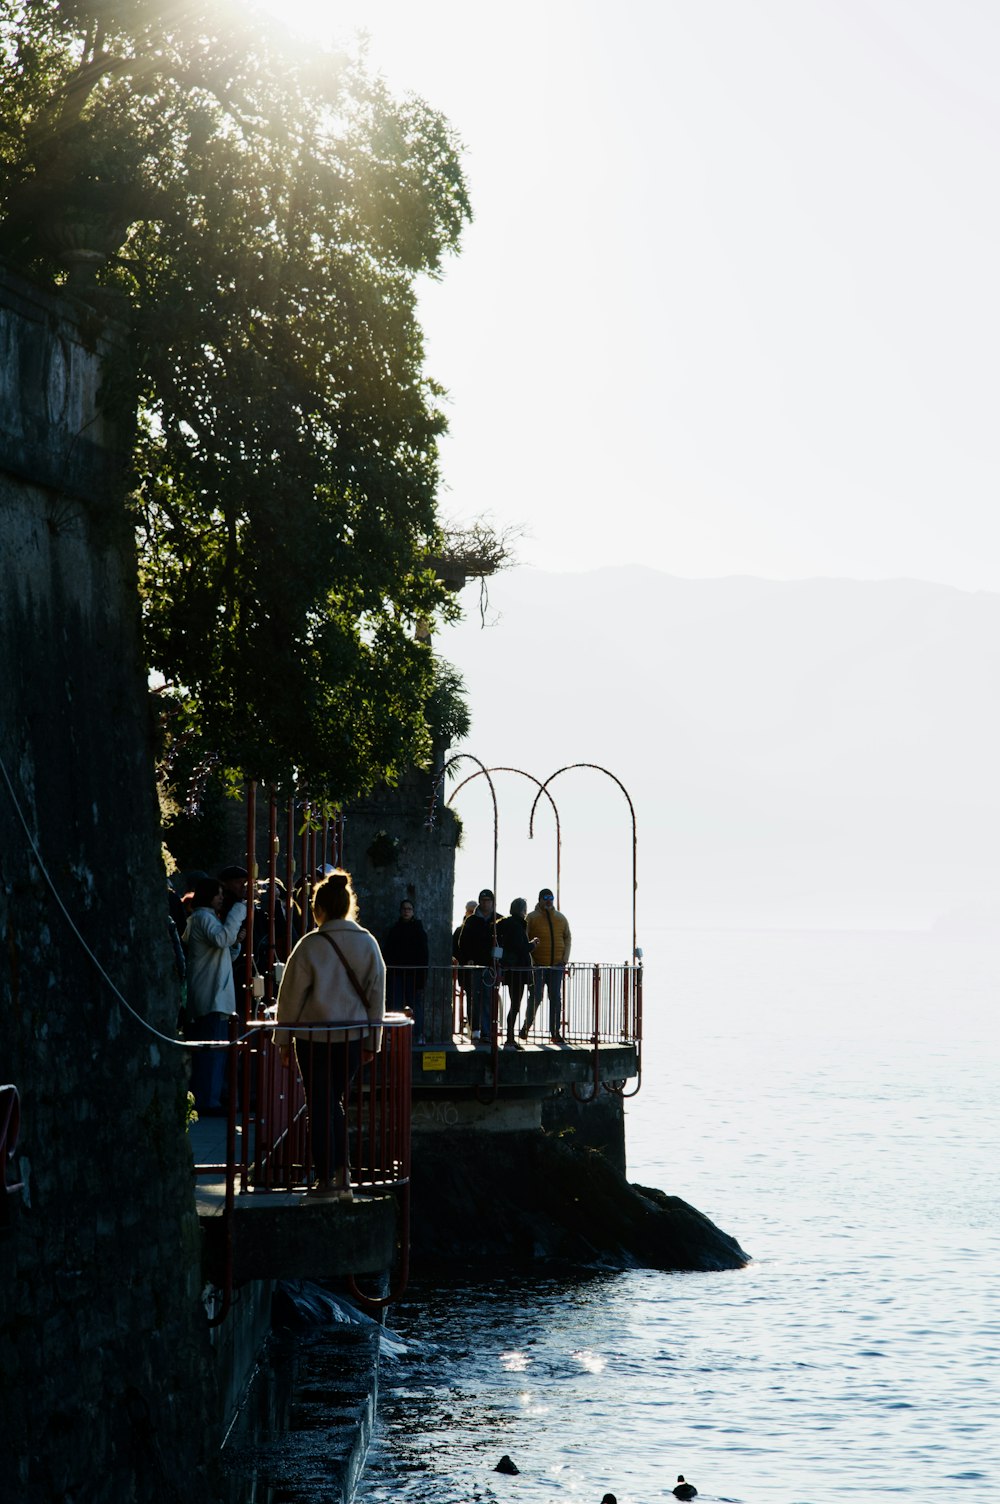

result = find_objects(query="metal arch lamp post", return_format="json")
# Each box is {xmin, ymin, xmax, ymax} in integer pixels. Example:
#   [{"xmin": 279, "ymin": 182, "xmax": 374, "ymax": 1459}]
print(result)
[
  {"xmin": 427, "ymin": 753, "xmax": 502, "ymax": 1061},
  {"xmin": 426, "ymin": 752, "xmax": 500, "ymax": 904},
  {"xmin": 447, "ymin": 765, "xmax": 562, "ymax": 905},
  {"xmin": 529, "ymin": 763, "xmax": 642, "ymax": 1099},
  {"xmin": 528, "ymin": 763, "xmax": 638, "ymax": 965}
]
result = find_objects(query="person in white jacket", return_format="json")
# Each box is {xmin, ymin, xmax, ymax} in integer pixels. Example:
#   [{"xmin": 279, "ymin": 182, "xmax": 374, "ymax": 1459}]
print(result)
[
  {"xmin": 276, "ymin": 870, "xmax": 385, "ymax": 1199},
  {"xmin": 183, "ymin": 877, "xmax": 247, "ymax": 1113}
]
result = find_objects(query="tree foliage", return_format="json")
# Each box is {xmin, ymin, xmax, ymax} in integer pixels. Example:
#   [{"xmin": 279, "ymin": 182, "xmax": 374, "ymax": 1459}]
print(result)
[{"xmin": 0, "ymin": 0, "xmax": 472, "ymax": 799}]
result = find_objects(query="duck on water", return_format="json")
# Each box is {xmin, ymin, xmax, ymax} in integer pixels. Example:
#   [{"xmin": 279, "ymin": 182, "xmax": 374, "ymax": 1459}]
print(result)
[{"xmin": 601, "ymin": 1481, "xmax": 696, "ymax": 1504}]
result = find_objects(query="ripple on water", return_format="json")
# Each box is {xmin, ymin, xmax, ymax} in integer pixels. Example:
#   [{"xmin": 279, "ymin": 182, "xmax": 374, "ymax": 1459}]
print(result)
[{"xmin": 358, "ymin": 935, "xmax": 1000, "ymax": 1504}]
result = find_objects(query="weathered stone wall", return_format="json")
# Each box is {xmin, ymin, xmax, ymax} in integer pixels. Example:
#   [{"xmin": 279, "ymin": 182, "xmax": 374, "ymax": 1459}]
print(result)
[
  {"xmin": 345, "ymin": 771, "xmax": 460, "ymax": 1037},
  {"xmin": 542, "ymin": 1087, "xmax": 627, "ymax": 1175},
  {"xmin": 0, "ymin": 264, "xmax": 218, "ymax": 1502}
]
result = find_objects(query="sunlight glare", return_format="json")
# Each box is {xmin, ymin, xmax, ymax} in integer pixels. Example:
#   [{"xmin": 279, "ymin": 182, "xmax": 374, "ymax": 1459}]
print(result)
[
  {"xmin": 255, "ymin": 0, "xmax": 372, "ymax": 45},
  {"xmin": 499, "ymin": 1350, "xmax": 531, "ymax": 1372}
]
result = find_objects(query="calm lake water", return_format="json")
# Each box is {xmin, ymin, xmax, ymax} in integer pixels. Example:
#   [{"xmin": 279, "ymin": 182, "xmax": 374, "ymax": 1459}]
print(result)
[{"xmin": 357, "ymin": 929, "xmax": 1000, "ymax": 1504}]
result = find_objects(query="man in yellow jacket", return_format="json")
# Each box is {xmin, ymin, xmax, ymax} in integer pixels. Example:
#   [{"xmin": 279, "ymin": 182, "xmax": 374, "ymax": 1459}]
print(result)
[{"xmin": 523, "ymin": 887, "xmax": 571, "ymax": 1043}]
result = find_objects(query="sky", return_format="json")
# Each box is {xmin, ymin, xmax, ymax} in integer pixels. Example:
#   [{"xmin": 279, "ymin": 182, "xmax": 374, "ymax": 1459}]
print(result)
[
  {"xmin": 258, "ymin": 0, "xmax": 1000, "ymax": 591},
  {"xmin": 250, "ymin": 1, "xmax": 1000, "ymax": 941}
]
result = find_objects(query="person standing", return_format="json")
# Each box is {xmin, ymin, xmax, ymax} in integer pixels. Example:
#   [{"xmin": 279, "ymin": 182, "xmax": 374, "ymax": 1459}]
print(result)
[
  {"xmin": 383, "ymin": 899, "xmax": 429, "ymax": 1044},
  {"xmin": 497, "ymin": 897, "xmax": 536, "ymax": 1048},
  {"xmin": 276, "ymin": 871, "xmax": 385, "ymax": 1198},
  {"xmin": 457, "ymin": 888, "xmax": 500, "ymax": 1043},
  {"xmin": 524, "ymin": 887, "xmax": 572, "ymax": 1042},
  {"xmin": 451, "ymin": 899, "xmax": 476, "ymax": 1024},
  {"xmin": 452, "ymin": 899, "xmax": 476, "ymax": 961},
  {"xmin": 183, "ymin": 877, "xmax": 247, "ymax": 1113},
  {"xmin": 217, "ymin": 864, "xmax": 251, "ymax": 1017}
]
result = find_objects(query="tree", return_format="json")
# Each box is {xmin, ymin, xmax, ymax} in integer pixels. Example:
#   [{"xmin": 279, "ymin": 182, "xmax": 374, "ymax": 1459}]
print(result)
[{"xmin": 0, "ymin": 0, "xmax": 472, "ymax": 799}]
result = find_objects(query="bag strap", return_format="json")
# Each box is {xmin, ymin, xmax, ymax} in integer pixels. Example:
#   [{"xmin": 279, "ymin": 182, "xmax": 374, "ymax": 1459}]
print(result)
[{"xmin": 318, "ymin": 930, "xmax": 373, "ymax": 1013}]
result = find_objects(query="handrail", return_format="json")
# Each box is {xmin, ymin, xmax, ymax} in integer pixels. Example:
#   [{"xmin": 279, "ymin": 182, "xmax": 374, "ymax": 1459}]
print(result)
[
  {"xmin": 473, "ymin": 974, "xmax": 503, "ymax": 1103},
  {"xmin": 386, "ymin": 962, "xmax": 642, "ymax": 1050},
  {"xmin": 617, "ymin": 963, "xmax": 643, "ymax": 1098},
  {"xmin": 194, "ymin": 1014, "xmax": 413, "ymax": 1323}
]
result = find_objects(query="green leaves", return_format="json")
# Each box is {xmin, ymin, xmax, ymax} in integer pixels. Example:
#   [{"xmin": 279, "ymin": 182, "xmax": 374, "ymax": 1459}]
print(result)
[{"xmin": 1, "ymin": 0, "xmax": 471, "ymax": 801}]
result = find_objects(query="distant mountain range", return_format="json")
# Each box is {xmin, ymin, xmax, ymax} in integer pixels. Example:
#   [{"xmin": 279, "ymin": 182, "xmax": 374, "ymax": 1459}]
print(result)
[{"xmin": 437, "ymin": 568, "xmax": 1000, "ymax": 940}]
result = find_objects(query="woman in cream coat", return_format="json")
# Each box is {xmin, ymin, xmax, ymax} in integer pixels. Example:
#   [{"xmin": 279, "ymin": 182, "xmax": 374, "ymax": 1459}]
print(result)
[{"xmin": 276, "ymin": 870, "xmax": 385, "ymax": 1198}]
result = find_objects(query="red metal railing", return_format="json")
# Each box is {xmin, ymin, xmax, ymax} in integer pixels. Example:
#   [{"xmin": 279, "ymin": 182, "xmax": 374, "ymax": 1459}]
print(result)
[
  {"xmin": 192, "ymin": 1014, "xmax": 412, "ymax": 1322},
  {"xmin": 192, "ymin": 1014, "xmax": 412, "ymax": 1192},
  {"xmin": 391, "ymin": 962, "xmax": 643, "ymax": 1050},
  {"xmin": 242, "ymin": 1015, "xmax": 412, "ymax": 1194}
]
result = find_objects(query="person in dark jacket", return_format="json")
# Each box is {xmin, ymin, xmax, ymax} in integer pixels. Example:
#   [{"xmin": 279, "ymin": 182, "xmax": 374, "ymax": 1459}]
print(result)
[
  {"xmin": 457, "ymin": 888, "xmax": 500, "ymax": 1042},
  {"xmin": 451, "ymin": 899, "xmax": 476, "ymax": 1022},
  {"xmin": 497, "ymin": 897, "xmax": 536, "ymax": 1048},
  {"xmin": 451, "ymin": 899, "xmax": 476, "ymax": 962},
  {"xmin": 383, "ymin": 899, "xmax": 429, "ymax": 1043}
]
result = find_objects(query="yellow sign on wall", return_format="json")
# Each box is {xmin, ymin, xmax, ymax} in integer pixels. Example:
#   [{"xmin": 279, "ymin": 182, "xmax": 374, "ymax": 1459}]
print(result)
[{"xmin": 421, "ymin": 1051, "xmax": 447, "ymax": 1071}]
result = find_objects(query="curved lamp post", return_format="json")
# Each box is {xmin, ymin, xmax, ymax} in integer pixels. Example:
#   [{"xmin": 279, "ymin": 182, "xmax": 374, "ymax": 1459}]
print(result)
[
  {"xmin": 528, "ymin": 763, "xmax": 638, "ymax": 963},
  {"xmin": 529, "ymin": 763, "xmax": 642, "ymax": 1100},
  {"xmin": 428, "ymin": 754, "xmax": 503, "ymax": 1080},
  {"xmin": 447, "ymin": 765, "xmax": 562, "ymax": 905},
  {"xmin": 426, "ymin": 753, "xmax": 500, "ymax": 902}
]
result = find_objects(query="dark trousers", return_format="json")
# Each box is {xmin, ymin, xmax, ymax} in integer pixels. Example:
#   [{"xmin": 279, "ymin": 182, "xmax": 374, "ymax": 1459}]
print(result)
[
  {"xmin": 187, "ymin": 1011, "xmax": 231, "ymax": 1113},
  {"xmin": 389, "ymin": 969, "xmax": 426, "ymax": 1041},
  {"xmin": 524, "ymin": 967, "xmax": 564, "ymax": 1036},
  {"xmin": 504, "ymin": 968, "xmax": 532, "ymax": 1036},
  {"xmin": 474, "ymin": 967, "xmax": 497, "ymax": 1039},
  {"xmin": 294, "ymin": 1038, "xmax": 361, "ymax": 1182}
]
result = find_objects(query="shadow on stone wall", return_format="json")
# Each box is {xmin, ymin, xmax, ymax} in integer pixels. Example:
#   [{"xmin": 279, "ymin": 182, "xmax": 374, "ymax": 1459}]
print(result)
[{"xmin": 410, "ymin": 1129, "xmax": 750, "ymax": 1274}]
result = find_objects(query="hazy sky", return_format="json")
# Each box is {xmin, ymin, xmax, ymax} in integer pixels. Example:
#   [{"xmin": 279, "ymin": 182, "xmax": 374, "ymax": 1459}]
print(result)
[{"xmin": 262, "ymin": 0, "xmax": 1000, "ymax": 591}]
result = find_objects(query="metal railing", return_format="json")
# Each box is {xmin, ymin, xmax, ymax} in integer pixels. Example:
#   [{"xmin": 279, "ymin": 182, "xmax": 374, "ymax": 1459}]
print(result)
[
  {"xmin": 241, "ymin": 1014, "xmax": 412, "ymax": 1194},
  {"xmin": 388, "ymin": 962, "xmax": 643, "ymax": 1050},
  {"xmin": 192, "ymin": 1013, "xmax": 412, "ymax": 1321}
]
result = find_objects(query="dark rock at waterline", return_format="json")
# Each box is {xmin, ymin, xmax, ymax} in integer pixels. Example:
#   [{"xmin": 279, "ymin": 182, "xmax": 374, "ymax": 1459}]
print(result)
[
  {"xmin": 495, "ymin": 1455, "xmax": 520, "ymax": 1474},
  {"xmin": 409, "ymin": 1130, "xmax": 749, "ymax": 1272}
]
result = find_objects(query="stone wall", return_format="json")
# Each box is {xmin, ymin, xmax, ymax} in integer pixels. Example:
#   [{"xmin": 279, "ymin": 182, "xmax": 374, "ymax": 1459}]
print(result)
[
  {"xmin": 0, "ymin": 263, "xmax": 218, "ymax": 1502},
  {"xmin": 345, "ymin": 770, "xmax": 461, "ymax": 1038}
]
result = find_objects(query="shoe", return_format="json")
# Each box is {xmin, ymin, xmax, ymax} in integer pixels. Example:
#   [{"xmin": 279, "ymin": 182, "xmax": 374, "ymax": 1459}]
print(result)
[
  {"xmin": 550, "ymin": 1033, "xmax": 564, "ymax": 1044},
  {"xmin": 504, "ymin": 1039, "xmax": 516, "ymax": 1051},
  {"xmin": 336, "ymin": 1185, "xmax": 354, "ymax": 1203},
  {"xmin": 517, "ymin": 1027, "xmax": 528, "ymax": 1040}
]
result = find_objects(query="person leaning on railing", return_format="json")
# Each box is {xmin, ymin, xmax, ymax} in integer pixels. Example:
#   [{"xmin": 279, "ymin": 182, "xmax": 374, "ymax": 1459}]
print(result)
[{"xmin": 274, "ymin": 870, "xmax": 385, "ymax": 1200}]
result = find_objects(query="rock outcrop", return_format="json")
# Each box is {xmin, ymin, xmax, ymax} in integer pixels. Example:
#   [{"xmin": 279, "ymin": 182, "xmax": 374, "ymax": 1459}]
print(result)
[{"xmin": 410, "ymin": 1129, "xmax": 749, "ymax": 1272}]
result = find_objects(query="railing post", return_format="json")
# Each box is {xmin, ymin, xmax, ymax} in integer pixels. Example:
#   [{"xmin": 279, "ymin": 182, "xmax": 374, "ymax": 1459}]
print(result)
[
  {"xmin": 299, "ymin": 803, "xmax": 310, "ymax": 932},
  {"xmin": 284, "ymin": 797, "xmax": 295, "ymax": 960},
  {"xmin": 244, "ymin": 779, "xmax": 257, "ymax": 1020}
]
